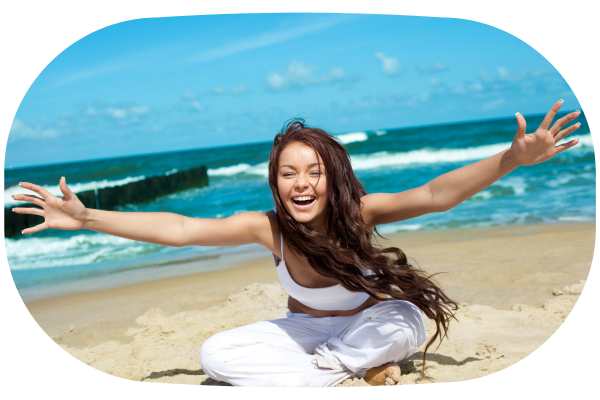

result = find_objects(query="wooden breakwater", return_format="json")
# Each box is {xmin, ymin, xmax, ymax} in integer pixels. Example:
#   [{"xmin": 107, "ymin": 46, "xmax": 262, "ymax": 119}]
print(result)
[{"xmin": 5, "ymin": 166, "xmax": 208, "ymax": 238}]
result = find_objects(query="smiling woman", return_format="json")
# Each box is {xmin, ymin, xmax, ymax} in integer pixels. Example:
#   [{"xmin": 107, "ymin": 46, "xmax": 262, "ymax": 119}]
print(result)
[
  {"xmin": 277, "ymin": 141, "xmax": 328, "ymax": 228},
  {"xmin": 11, "ymin": 97, "xmax": 584, "ymax": 386},
  {"xmin": 5, "ymin": 10, "xmax": 594, "ymax": 389}
]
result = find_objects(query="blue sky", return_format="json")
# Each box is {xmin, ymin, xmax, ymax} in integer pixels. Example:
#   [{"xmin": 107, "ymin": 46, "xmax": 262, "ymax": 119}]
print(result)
[{"xmin": 6, "ymin": 13, "xmax": 579, "ymax": 168}]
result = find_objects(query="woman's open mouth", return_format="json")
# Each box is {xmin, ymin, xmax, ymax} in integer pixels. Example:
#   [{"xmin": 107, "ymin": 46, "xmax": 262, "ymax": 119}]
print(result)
[{"xmin": 291, "ymin": 195, "xmax": 316, "ymax": 209}]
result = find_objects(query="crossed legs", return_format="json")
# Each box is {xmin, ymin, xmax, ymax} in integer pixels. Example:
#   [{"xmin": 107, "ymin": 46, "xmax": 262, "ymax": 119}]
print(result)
[{"xmin": 200, "ymin": 300, "xmax": 426, "ymax": 386}]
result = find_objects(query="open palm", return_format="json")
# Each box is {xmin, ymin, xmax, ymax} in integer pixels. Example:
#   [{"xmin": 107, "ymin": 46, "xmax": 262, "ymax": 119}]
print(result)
[
  {"xmin": 509, "ymin": 99, "xmax": 581, "ymax": 166},
  {"xmin": 11, "ymin": 177, "xmax": 88, "ymax": 234}
]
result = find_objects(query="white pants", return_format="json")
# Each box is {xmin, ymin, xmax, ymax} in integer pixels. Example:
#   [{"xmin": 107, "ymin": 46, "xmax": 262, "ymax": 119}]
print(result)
[{"xmin": 200, "ymin": 300, "xmax": 427, "ymax": 386}]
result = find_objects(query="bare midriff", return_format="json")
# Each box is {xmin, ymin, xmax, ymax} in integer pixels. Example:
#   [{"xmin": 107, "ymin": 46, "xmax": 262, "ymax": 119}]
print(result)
[{"xmin": 287, "ymin": 295, "xmax": 381, "ymax": 317}]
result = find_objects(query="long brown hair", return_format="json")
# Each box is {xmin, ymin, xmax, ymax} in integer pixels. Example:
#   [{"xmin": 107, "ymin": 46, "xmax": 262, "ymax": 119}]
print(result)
[{"xmin": 268, "ymin": 118, "xmax": 458, "ymax": 370}]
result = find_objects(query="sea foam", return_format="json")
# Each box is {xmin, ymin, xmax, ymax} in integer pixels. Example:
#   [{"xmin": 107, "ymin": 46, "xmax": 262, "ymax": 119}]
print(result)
[
  {"xmin": 203, "ymin": 134, "xmax": 594, "ymax": 179},
  {"xmin": 5, "ymin": 175, "xmax": 146, "ymax": 206},
  {"xmin": 336, "ymin": 131, "xmax": 368, "ymax": 144},
  {"xmin": 5, "ymin": 233, "xmax": 153, "ymax": 270},
  {"xmin": 351, "ymin": 142, "xmax": 510, "ymax": 171}
]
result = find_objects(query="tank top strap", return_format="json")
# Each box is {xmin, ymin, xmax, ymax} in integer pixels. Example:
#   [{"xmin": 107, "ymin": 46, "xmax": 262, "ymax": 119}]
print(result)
[
  {"xmin": 273, "ymin": 208, "xmax": 285, "ymax": 259},
  {"xmin": 279, "ymin": 232, "xmax": 285, "ymax": 259}
]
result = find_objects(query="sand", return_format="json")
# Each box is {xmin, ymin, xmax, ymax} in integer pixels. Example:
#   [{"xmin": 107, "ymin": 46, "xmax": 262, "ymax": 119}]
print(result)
[{"xmin": 24, "ymin": 222, "xmax": 594, "ymax": 386}]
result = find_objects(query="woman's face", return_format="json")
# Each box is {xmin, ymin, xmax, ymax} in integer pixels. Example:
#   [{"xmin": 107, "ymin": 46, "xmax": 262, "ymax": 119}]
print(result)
[{"xmin": 277, "ymin": 141, "xmax": 328, "ymax": 229}]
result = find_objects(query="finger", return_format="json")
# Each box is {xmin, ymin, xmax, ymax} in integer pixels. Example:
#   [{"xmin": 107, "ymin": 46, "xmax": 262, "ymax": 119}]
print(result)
[
  {"xmin": 514, "ymin": 112, "xmax": 526, "ymax": 138},
  {"xmin": 555, "ymin": 122, "xmax": 582, "ymax": 142},
  {"xmin": 22, "ymin": 222, "xmax": 48, "ymax": 235},
  {"xmin": 12, "ymin": 206, "xmax": 45, "ymax": 217},
  {"xmin": 59, "ymin": 176, "xmax": 74, "ymax": 201},
  {"xmin": 554, "ymin": 138, "xmax": 579, "ymax": 154},
  {"xmin": 19, "ymin": 181, "xmax": 52, "ymax": 199},
  {"xmin": 539, "ymin": 99, "xmax": 564, "ymax": 130},
  {"xmin": 550, "ymin": 110, "xmax": 581, "ymax": 135},
  {"xmin": 11, "ymin": 194, "xmax": 45, "ymax": 208}
]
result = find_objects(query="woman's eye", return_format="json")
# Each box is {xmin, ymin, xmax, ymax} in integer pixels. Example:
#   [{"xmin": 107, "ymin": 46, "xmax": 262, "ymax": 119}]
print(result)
[
  {"xmin": 310, "ymin": 171, "xmax": 321, "ymax": 176},
  {"xmin": 282, "ymin": 172, "xmax": 294, "ymax": 177}
]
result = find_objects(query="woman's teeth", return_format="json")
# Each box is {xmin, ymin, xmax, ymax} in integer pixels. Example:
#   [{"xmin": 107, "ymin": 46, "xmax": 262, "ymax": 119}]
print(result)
[{"xmin": 292, "ymin": 196, "xmax": 316, "ymax": 206}]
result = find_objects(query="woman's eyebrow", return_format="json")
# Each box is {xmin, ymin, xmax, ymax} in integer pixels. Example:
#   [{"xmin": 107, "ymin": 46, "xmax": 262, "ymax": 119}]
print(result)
[{"xmin": 280, "ymin": 163, "xmax": 321, "ymax": 169}]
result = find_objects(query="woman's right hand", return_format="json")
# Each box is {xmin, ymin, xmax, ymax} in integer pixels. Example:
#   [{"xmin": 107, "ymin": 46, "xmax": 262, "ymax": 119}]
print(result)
[{"xmin": 11, "ymin": 176, "xmax": 88, "ymax": 234}]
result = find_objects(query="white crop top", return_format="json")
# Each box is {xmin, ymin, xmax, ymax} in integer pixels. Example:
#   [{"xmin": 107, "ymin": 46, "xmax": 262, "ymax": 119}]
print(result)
[{"xmin": 275, "ymin": 233, "xmax": 373, "ymax": 311}]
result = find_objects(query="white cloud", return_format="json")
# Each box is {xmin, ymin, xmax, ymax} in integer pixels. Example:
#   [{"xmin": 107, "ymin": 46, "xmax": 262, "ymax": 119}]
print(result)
[
  {"xmin": 84, "ymin": 104, "xmax": 149, "ymax": 120},
  {"xmin": 403, "ymin": 91, "xmax": 432, "ymax": 107},
  {"xmin": 469, "ymin": 81, "xmax": 484, "ymax": 92},
  {"xmin": 210, "ymin": 85, "xmax": 248, "ymax": 96},
  {"xmin": 328, "ymin": 67, "xmax": 345, "ymax": 80},
  {"xmin": 482, "ymin": 98, "xmax": 506, "ymax": 111},
  {"xmin": 266, "ymin": 62, "xmax": 351, "ymax": 91},
  {"xmin": 417, "ymin": 63, "xmax": 448, "ymax": 75},
  {"xmin": 267, "ymin": 73, "xmax": 286, "ymax": 90},
  {"xmin": 287, "ymin": 61, "xmax": 313, "ymax": 83},
  {"xmin": 446, "ymin": 80, "xmax": 486, "ymax": 96},
  {"xmin": 105, "ymin": 105, "xmax": 149, "ymax": 120},
  {"xmin": 179, "ymin": 92, "xmax": 205, "ymax": 112},
  {"xmin": 451, "ymin": 83, "xmax": 467, "ymax": 95},
  {"xmin": 375, "ymin": 52, "xmax": 400, "ymax": 76},
  {"xmin": 231, "ymin": 85, "xmax": 247, "ymax": 95},
  {"xmin": 9, "ymin": 119, "xmax": 59, "ymax": 141},
  {"xmin": 107, "ymin": 107, "xmax": 127, "ymax": 119},
  {"xmin": 188, "ymin": 99, "xmax": 203, "ymax": 112},
  {"xmin": 497, "ymin": 66, "xmax": 510, "ymax": 79}
]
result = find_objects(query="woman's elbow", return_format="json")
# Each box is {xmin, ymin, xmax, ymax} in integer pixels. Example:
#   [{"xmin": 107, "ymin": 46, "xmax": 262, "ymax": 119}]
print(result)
[{"xmin": 431, "ymin": 198, "xmax": 455, "ymax": 212}]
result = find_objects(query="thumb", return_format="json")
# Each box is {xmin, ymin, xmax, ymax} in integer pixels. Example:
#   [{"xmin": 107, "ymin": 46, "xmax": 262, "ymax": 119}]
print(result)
[
  {"xmin": 59, "ymin": 176, "xmax": 73, "ymax": 200},
  {"xmin": 514, "ymin": 112, "xmax": 526, "ymax": 139}
]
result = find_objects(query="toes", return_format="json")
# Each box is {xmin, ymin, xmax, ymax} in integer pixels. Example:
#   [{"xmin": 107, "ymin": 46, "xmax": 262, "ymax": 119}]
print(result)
[
  {"xmin": 387, "ymin": 365, "xmax": 402, "ymax": 381},
  {"xmin": 384, "ymin": 376, "xmax": 396, "ymax": 385},
  {"xmin": 365, "ymin": 363, "xmax": 403, "ymax": 386}
]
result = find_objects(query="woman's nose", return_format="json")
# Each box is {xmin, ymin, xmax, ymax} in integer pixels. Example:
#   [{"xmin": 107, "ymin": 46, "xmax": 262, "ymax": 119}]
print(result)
[{"xmin": 294, "ymin": 174, "xmax": 310, "ymax": 189}]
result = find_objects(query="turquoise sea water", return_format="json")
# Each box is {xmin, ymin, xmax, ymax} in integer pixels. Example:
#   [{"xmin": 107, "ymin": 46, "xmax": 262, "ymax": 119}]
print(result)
[{"xmin": 4, "ymin": 112, "xmax": 595, "ymax": 298}]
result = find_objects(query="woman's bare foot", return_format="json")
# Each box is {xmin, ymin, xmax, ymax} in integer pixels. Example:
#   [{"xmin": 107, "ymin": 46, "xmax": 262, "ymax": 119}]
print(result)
[{"xmin": 364, "ymin": 362, "xmax": 402, "ymax": 385}]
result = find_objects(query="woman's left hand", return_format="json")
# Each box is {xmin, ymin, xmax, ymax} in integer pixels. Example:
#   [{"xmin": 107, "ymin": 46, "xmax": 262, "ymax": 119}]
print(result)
[{"xmin": 509, "ymin": 99, "xmax": 581, "ymax": 166}]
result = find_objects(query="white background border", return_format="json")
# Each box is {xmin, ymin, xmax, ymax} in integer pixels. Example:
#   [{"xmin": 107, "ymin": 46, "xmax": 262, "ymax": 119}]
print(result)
[{"xmin": 1, "ymin": 1, "xmax": 597, "ymax": 399}]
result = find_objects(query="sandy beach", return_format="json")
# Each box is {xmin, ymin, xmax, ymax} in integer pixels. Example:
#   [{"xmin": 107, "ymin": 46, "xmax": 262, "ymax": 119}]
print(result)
[{"xmin": 23, "ymin": 222, "xmax": 594, "ymax": 386}]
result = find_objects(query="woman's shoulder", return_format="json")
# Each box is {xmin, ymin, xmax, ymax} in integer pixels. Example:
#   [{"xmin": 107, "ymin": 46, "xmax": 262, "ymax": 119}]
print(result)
[
  {"xmin": 221, "ymin": 210, "xmax": 278, "ymax": 253},
  {"xmin": 265, "ymin": 210, "xmax": 282, "ymax": 258},
  {"xmin": 245, "ymin": 209, "xmax": 280, "ymax": 256}
]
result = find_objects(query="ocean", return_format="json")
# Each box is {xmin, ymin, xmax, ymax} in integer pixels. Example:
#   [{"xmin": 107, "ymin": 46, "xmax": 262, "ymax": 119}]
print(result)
[{"xmin": 4, "ymin": 113, "xmax": 595, "ymax": 300}]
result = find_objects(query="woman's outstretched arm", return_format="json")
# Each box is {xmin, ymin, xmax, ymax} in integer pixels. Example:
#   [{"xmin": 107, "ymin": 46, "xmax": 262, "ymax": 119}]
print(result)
[
  {"xmin": 12, "ymin": 177, "xmax": 273, "ymax": 249},
  {"xmin": 83, "ymin": 208, "xmax": 271, "ymax": 248},
  {"xmin": 362, "ymin": 99, "xmax": 581, "ymax": 226}
]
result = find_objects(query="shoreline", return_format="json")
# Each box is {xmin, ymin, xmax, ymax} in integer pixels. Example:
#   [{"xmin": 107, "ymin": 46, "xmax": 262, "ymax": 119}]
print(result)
[
  {"xmin": 16, "ymin": 244, "xmax": 271, "ymax": 303},
  {"xmin": 17, "ymin": 220, "xmax": 595, "ymax": 303}
]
